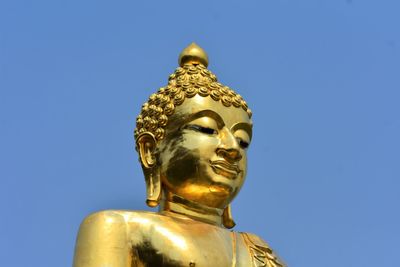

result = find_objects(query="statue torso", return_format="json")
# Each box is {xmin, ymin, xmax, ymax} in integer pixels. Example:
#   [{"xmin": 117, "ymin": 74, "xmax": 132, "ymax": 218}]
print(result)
[{"xmin": 115, "ymin": 210, "xmax": 284, "ymax": 267}]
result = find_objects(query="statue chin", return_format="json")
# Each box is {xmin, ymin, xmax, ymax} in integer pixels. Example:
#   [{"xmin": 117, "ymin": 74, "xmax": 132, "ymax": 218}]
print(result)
[
  {"xmin": 72, "ymin": 43, "xmax": 286, "ymax": 267},
  {"xmin": 162, "ymin": 182, "xmax": 238, "ymax": 210}
]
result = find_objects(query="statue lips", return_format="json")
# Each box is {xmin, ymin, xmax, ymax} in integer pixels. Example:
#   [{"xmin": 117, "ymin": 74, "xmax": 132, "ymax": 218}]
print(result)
[{"xmin": 209, "ymin": 160, "xmax": 241, "ymax": 180}]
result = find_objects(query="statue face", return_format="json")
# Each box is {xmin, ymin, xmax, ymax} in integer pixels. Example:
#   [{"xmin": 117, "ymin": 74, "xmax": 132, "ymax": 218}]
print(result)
[{"xmin": 157, "ymin": 95, "xmax": 252, "ymax": 209}]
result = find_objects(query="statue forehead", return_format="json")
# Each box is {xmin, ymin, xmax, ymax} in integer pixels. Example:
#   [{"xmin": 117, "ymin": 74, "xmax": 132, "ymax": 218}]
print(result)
[{"xmin": 170, "ymin": 95, "xmax": 252, "ymax": 127}]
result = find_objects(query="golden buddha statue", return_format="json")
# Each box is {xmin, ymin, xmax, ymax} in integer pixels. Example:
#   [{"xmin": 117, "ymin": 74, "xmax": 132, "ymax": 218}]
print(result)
[{"xmin": 73, "ymin": 43, "xmax": 285, "ymax": 267}]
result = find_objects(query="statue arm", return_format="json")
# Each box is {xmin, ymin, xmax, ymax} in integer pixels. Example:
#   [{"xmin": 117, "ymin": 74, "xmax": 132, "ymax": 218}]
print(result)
[{"xmin": 72, "ymin": 211, "xmax": 132, "ymax": 267}]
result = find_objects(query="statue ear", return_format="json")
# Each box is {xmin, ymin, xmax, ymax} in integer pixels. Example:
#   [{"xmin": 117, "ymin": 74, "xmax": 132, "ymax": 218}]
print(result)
[
  {"xmin": 136, "ymin": 132, "xmax": 161, "ymax": 207},
  {"xmin": 136, "ymin": 132, "xmax": 157, "ymax": 168}
]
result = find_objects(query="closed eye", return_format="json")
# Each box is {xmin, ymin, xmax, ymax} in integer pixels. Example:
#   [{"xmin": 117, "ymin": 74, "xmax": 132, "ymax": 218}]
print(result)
[
  {"xmin": 237, "ymin": 138, "xmax": 249, "ymax": 149},
  {"xmin": 185, "ymin": 125, "xmax": 217, "ymax": 135}
]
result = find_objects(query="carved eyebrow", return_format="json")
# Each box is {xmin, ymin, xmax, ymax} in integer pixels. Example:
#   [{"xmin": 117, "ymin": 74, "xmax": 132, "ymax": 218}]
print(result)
[
  {"xmin": 231, "ymin": 122, "xmax": 253, "ymax": 141},
  {"xmin": 184, "ymin": 110, "xmax": 252, "ymax": 139},
  {"xmin": 184, "ymin": 110, "xmax": 225, "ymax": 128}
]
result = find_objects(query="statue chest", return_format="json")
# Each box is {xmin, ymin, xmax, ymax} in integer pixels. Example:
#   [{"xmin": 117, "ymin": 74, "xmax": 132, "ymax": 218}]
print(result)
[{"xmin": 129, "ymin": 220, "xmax": 281, "ymax": 267}]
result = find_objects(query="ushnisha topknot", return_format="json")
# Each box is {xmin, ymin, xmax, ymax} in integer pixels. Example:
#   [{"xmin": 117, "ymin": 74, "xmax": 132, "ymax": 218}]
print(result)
[{"xmin": 134, "ymin": 43, "xmax": 252, "ymax": 142}]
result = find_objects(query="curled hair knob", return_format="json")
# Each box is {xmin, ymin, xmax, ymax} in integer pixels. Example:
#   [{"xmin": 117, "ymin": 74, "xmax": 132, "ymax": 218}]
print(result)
[{"xmin": 178, "ymin": 43, "xmax": 209, "ymax": 67}]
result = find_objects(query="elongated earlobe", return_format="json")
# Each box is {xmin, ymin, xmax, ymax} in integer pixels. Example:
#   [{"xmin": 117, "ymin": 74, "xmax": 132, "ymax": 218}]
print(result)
[
  {"xmin": 136, "ymin": 132, "xmax": 161, "ymax": 207},
  {"xmin": 222, "ymin": 205, "xmax": 236, "ymax": 229},
  {"xmin": 145, "ymin": 167, "xmax": 161, "ymax": 207}
]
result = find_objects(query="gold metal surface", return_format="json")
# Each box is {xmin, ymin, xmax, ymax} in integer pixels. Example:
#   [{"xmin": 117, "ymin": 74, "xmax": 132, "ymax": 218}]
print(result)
[{"xmin": 73, "ymin": 43, "xmax": 285, "ymax": 267}]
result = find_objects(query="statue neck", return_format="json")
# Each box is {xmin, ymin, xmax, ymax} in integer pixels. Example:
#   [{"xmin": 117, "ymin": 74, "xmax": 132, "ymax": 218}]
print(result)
[{"xmin": 159, "ymin": 191, "xmax": 224, "ymax": 227}]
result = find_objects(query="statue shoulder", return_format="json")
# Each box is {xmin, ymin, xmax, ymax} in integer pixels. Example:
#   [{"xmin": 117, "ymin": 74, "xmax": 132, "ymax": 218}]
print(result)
[
  {"xmin": 80, "ymin": 210, "xmax": 127, "ymax": 226},
  {"xmin": 73, "ymin": 210, "xmax": 150, "ymax": 267},
  {"xmin": 240, "ymin": 232, "xmax": 286, "ymax": 267},
  {"xmin": 79, "ymin": 209, "xmax": 157, "ymax": 226}
]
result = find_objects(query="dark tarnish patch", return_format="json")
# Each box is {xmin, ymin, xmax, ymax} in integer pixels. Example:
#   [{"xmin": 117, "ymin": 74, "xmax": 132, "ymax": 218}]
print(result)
[
  {"xmin": 165, "ymin": 132, "xmax": 185, "ymax": 156},
  {"xmin": 163, "ymin": 110, "xmax": 188, "ymax": 148},
  {"xmin": 133, "ymin": 240, "xmax": 182, "ymax": 267},
  {"xmin": 166, "ymin": 147, "xmax": 199, "ymax": 185},
  {"xmin": 157, "ymin": 123, "xmax": 185, "ymax": 165}
]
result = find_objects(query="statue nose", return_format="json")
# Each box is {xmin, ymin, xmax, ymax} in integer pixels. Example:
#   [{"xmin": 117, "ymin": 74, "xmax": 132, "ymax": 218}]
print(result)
[
  {"xmin": 216, "ymin": 148, "xmax": 242, "ymax": 163},
  {"xmin": 216, "ymin": 128, "xmax": 243, "ymax": 163}
]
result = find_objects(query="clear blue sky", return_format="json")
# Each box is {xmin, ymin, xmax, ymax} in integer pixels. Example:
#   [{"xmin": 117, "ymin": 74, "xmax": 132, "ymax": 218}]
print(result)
[{"xmin": 1, "ymin": 1, "xmax": 399, "ymax": 266}]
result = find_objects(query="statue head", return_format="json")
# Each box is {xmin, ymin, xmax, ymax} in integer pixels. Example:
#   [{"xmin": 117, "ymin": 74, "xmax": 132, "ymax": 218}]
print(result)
[{"xmin": 135, "ymin": 43, "xmax": 252, "ymax": 228}]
